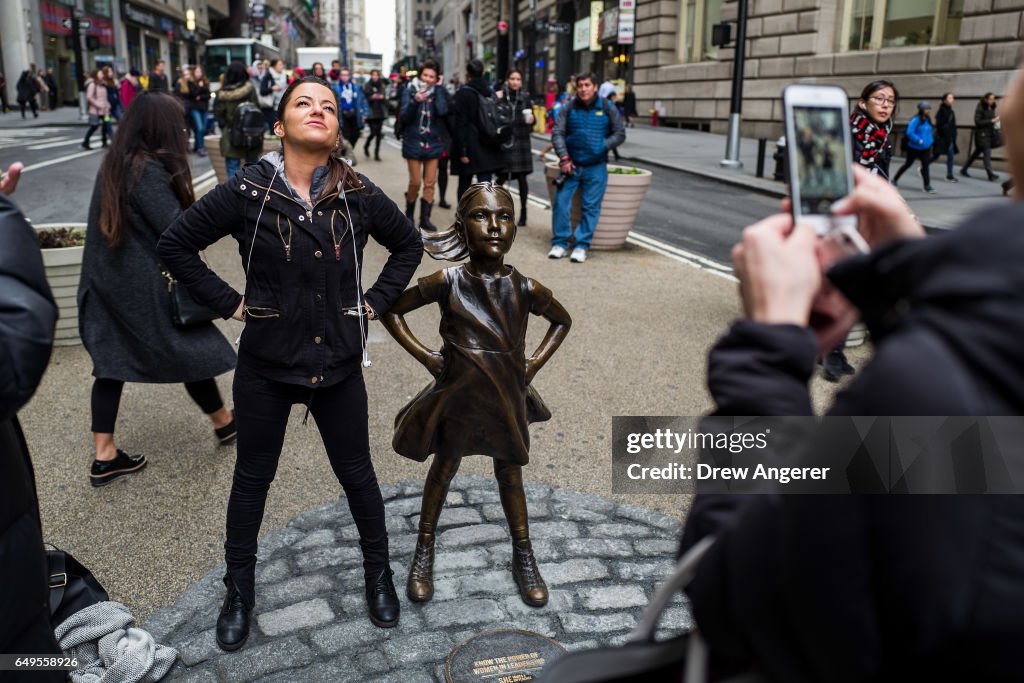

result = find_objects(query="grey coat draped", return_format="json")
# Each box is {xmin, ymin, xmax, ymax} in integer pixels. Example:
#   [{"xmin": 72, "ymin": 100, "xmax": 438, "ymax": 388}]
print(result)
[{"xmin": 77, "ymin": 159, "xmax": 236, "ymax": 383}]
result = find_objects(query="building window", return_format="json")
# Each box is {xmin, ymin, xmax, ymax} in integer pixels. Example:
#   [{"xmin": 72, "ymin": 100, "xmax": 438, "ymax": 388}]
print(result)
[
  {"xmin": 843, "ymin": 0, "xmax": 963, "ymax": 50},
  {"xmin": 677, "ymin": 0, "xmax": 723, "ymax": 63}
]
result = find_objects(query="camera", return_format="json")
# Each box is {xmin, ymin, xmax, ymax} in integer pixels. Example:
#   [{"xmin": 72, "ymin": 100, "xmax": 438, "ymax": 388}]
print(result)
[{"xmin": 552, "ymin": 172, "xmax": 568, "ymax": 189}]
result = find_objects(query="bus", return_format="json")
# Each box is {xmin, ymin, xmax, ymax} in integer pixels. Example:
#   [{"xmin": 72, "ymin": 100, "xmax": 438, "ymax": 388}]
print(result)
[{"xmin": 204, "ymin": 37, "xmax": 281, "ymax": 87}]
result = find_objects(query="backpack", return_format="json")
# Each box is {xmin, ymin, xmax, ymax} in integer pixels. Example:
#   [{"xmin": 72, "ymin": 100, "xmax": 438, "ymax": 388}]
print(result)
[
  {"xmin": 230, "ymin": 102, "xmax": 265, "ymax": 151},
  {"xmin": 476, "ymin": 90, "xmax": 514, "ymax": 144}
]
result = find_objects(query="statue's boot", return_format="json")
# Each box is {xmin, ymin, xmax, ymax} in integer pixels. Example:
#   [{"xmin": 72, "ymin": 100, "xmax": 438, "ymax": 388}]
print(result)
[
  {"xmin": 407, "ymin": 532, "xmax": 435, "ymax": 602},
  {"xmin": 512, "ymin": 539, "xmax": 548, "ymax": 607}
]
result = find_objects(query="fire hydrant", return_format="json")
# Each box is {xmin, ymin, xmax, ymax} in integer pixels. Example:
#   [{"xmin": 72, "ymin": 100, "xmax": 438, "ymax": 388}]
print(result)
[{"xmin": 649, "ymin": 109, "xmax": 659, "ymax": 127}]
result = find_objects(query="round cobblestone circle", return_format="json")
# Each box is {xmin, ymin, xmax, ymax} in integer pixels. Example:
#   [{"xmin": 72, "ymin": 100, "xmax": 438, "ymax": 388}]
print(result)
[{"xmin": 145, "ymin": 476, "xmax": 692, "ymax": 682}]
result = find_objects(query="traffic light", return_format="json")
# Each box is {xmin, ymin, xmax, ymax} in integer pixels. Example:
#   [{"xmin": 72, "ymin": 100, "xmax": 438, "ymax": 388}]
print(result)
[{"xmin": 186, "ymin": 9, "xmax": 196, "ymax": 32}]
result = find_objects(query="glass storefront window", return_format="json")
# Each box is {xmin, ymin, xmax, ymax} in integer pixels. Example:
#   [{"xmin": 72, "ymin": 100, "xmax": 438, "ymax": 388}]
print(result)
[
  {"xmin": 844, "ymin": 0, "xmax": 963, "ymax": 51},
  {"xmin": 677, "ymin": 0, "xmax": 722, "ymax": 63}
]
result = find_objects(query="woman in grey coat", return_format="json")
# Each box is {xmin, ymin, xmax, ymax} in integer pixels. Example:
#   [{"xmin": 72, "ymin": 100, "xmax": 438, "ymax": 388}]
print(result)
[{"xmin": 78, "ymin": 92, "xmax": 237, "ymax": 487}]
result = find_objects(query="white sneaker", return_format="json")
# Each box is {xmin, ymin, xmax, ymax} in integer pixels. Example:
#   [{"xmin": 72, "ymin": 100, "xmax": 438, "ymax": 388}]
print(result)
[
  {"xmin": 570, "ymin": 247, "xmax": 588, "ymax": 263},
  {"xmin": 548, "ymin": 245, "xmax": 568, "ymax": 259}
]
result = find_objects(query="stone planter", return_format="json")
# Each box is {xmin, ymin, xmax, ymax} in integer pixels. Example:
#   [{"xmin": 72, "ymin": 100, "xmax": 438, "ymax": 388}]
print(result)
[
  {"xmin": 544, "ymin": 162, "xmax": 653, "ymax": 250},
  {"xmin": 204, "ymin": 135, "xmax": 228, "ymax": 184},
  {"xmin": 35, "ymin": 223, "xmax": 86, "ymax": 346}
]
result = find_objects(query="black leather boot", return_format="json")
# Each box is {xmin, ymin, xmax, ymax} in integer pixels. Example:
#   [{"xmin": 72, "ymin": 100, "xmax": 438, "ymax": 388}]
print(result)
[
  {"xmin": 365, "ymin": 567, "xmax": 400, "ymax": 628},
  {"xmin": 405, "ymin": 199, "xmax": 415, "ymax": 222},
  {"xmin": 518, "ymin": 203, "xmax": 527, "ymax": 227},
  {"xmin": 216, "ymin": 576, "xmax": 251, "ymax": 651},
  {"xmin": 419, "ymin": 198, "xmax": 437, "ymax": 231}
]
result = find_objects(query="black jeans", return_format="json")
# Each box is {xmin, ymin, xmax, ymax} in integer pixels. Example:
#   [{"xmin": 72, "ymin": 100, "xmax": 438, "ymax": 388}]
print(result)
[
  {"xmin": 341, "ymin": 115, "xmax": 361, "ymax": 148},
  {"xmin": 90, "ymin": 377, "xmax": 223, "ymax": 433},
  {"xmin": 457, "ymin": 172, "xmax": 493, "ymax": 200},
  {"xmin": 893, "ymin": 148, "xmax": 931, "ymax": 187},
  {"xmin": 226, "ymin": 362, "xmax": 387, "ymax": 607},
  {"xmin": 963, "ymin": 143, "xmax": 994, "ymax": 176},
  {"xmin": 364, "ymin": 119, "xmax": 384, "ymax": 155}
]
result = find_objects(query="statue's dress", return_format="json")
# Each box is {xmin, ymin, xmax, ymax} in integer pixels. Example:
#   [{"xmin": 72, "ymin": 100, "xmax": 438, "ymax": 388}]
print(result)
[{"xmin": 393, "ymin": 265, "xmax": 553, "ymax": 464}]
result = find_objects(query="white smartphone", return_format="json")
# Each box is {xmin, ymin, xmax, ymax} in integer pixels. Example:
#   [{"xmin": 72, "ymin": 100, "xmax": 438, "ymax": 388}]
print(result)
[{"xmin": 782, "ymin": 85, "xmax": 858, "ymax": 240}]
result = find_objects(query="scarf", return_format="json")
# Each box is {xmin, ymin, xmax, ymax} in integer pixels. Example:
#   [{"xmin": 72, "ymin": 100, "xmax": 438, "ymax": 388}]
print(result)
[{"xmin": 850, "ymin": 106, "xmax": 892, "ymax": 172}]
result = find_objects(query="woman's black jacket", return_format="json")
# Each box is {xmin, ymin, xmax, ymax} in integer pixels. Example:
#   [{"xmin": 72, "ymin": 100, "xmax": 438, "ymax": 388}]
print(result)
[{"xmin": 159, "ymin": 159, "xmax": 422, "ymax": 387}]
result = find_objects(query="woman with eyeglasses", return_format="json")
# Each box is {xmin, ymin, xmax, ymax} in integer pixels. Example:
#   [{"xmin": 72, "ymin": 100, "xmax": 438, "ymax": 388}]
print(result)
[
  {"xmin": 820, "ymin": 80, "xmax": 900, "ymax": 383},
  {"xmin": 78, "ymin": 92, "xmax": 237, "ymax": 488}
]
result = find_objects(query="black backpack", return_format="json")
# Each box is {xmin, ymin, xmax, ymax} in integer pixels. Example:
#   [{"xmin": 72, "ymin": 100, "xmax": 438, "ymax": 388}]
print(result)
[
  {"xmin": 476, "ymin": 91, "xmax": 514, "ymax": 144},
  {"xmin": 230, "ymin": 102, "xmax": 265, "ymax": 151}
]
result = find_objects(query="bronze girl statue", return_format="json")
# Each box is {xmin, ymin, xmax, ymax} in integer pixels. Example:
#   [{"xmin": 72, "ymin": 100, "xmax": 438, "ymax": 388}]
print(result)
[{"xmin": 381, "ymin": 183, "xmax": 571, "ymax": 607}]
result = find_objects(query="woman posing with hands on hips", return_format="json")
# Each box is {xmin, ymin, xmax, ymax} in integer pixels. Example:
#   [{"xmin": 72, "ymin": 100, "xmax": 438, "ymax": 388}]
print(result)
[{"xmin": 159, "ymin": 75, "xmax": 423, "ymax": 652}]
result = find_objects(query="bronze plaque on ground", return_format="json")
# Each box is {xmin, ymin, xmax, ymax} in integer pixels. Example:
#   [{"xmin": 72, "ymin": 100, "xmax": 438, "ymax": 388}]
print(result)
[{"xmin": 445, "ymin": 628, "xmax": 567, "ymax": 683}]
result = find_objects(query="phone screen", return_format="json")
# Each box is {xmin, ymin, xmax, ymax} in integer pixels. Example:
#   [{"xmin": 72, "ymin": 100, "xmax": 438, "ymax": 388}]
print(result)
[{"xmin": 792, "ymin": 106, "xmax": 850, "ymax": 216}]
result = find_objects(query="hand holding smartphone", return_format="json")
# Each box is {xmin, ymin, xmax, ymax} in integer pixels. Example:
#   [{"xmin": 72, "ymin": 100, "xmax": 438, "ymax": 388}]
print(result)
[{"xmin": 783, "ymin": 85, "xmax": 867, "ymax": 255}]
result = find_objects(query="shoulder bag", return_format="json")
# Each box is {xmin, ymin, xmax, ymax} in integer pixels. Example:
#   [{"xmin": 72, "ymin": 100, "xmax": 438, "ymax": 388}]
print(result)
[
  {"xmin": 46, "ymin": 544, "xmax": 109, "ymax": 628},
  {"xmin": 161, "ymin": 265, "xmax": 219, "ymax": 329},
  {"xmin": 535, "ymin": 537, "xmax": 764, "ymax": 683}
]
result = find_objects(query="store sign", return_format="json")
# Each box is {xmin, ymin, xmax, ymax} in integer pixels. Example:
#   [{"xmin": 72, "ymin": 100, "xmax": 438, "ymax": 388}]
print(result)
[
  {"xmin": 573, "ymin": 17, "xmax": 590, "ymax": 52},
  {"xmin": 251, "ymin": 0, "xmax": 266, "ymax": 38},
  {"xmin": 124, "ymin": 3, "xmax": 157, "ymax": 28},
  {"xmin": 88, "ymin": 16, "xmax": 115, "ymax": 46},
  {"xmin": 589, "ymin": 1, "xmax": 602, "ymax": 51},
  {"xmin": 618, "ymin": 0, "xmax": 635, "ymax": 9},
  {"xmin": 618, "ymin": 12, "xmax": 635, "ymax": 44},
  {"xmin": 40, "ymin": 1, "xmax": 72, "ymax": 35},
  {"xmin": 598, "ymin": 8, "xmax": 619, "ymax": 44}
]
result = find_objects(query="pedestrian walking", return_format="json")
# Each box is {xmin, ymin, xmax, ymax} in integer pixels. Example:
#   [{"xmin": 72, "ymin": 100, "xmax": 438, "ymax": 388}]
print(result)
[
  {"xmin": 548, "ymin": 72, "xmax": 626, "ymax": 263},
  {"xmin": 436, "ymin": 84, "xmax": 456, "ymax": 209},
  {"xmin": 189, "ymin": 65, "xmax": 211, "ymax": 156},
  {"xmin": 78, "ymin": 91, "xmax": 237, "ymax": 488},
  {"xmin": 892, "ymin": 101, "xmax": 936, "ymax": 193},
  {"xmin": 249, "ymin": 60, "xmax": 273, "ymax": 131},
  {"xmin": 400, "ymin": 59, "xmax": 448, "ymax": 229},
  {"xmin": 147, "ymin": 60, "xmax": 169, "ymax": 92},
  {"xmin": 495, "ymin": 69, "xmax": 535, "ymax": 227},
  {"xmin": 102, "ymin": 65, "xmax": 121, "ymax": 120},
  {"xmin": 362, "ymin": 69, "xmax": 388, "ymax": 161},
  {"xmin": 44, "ymin": 67, "xmax": 59, "ymax": 111},
  {"xmin": 159, "ymin": 75, "xmax": 422, "ymax": 651},
  {"xmin": 82, "ymin": 69, "xmax": 113, "ymax": 150},
  {"xmin": 623, "ymin": 84, "xmax": 638, "ymax": 128},
  {"xmin": 120, "ymin": 68, "xmax": 143, "ymax": 111},
  {"xmin": 334, "ymin": 68, "xmax": 368, "ymax": 152},
  {"xmin": 176, "ymin": 66, "xmax": 195, "ymax": 144},
  {"xmin": 0, "ymin": 72, "xmax": 9, "ymax": 113},
  {"xmin": 382, "ymin": 182, "xmax": 572, "ymax": 608},
  {"xmin": 933, "ymin": 92, "xmax": 959, "ymax": 182},
  {"xmin": 215, "ymin": 61, "xmax": 263, "ymax": 177},
  {"xmin": 266, "ymin": 59, "xmax": 290, "ymax": 128},
  {"xmin": 15, "ymin": 70, "xmax": 40, "ymax": 119},
  {"xmin": 452, "ymin": 59, "xmax": 507, "ymax": 199},
  {"xmin": 961, "ymin": 92, "xmax": 1001, "ymax": 181},
  {"xmin": 0, "ymin": 178, "xmax": 65, "ymax": 681},
  {"xmin": 310, "ymin": 62, "xmax": 328, "ymax": 80},
  {"xmin": 32, "ymin": 67, "xmax": 49, "ymax": 111},
  {"xmin": 328, "ymin": 59, "xmax": 343, "ymax": 84}
]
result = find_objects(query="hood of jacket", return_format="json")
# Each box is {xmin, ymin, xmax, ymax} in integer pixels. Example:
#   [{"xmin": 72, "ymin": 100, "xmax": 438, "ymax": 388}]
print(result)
[
  {"xmin": 258, "ymin": 151, "xmax": 333, "ymax": 206},
  {"xmin": 218, "ymin": 80, "xmax": 255, "ymax": 102},
  {"xmin": 465, "ymin": 78, "xmax": 492, "ymax": 97},
  {"xmin": 829, "ymin": 202, "xmax": 1024, "ymax": 407}
]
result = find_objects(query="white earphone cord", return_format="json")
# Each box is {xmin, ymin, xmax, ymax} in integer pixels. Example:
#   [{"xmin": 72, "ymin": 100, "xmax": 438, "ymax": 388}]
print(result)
[{"xmin": 340, "ymin": 182, "xmax": 372, "ymax": 369}]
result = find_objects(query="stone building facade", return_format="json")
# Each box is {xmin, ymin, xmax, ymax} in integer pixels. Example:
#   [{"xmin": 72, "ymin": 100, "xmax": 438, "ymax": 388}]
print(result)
[{"xmin": 633, "ymin": 0, "xmax": 1022, "ymax": 150}]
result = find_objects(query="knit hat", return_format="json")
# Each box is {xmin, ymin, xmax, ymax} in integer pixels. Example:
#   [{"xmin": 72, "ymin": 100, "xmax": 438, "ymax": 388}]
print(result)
[{"xmin": 917, "ymin": 100, "xmax": 931, "ymax": 111}]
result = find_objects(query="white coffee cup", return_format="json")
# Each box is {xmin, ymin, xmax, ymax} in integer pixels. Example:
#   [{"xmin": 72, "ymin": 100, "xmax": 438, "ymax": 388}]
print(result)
[{"xmin": 522, "ymin": 108, "xmax": 534, "ymax": 124}]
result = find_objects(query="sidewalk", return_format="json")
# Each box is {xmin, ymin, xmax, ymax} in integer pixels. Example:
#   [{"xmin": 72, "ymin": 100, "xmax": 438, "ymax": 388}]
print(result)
[
  {"xmin": 538, "ymin": 123, "xmax": 1008, "ymax": 231},
  {"xmin": 0, "ymin": 105, "xmax": 89, "ymax": 128}
]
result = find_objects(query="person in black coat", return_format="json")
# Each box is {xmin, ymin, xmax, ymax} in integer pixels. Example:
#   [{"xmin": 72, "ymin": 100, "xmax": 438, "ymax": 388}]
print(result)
[
  {"xmin": 680, "ymin": 164, "xmax": 1024, "ymax": 682},
  {"xmin": 0, "ymin": 180, "xmax": 65, "ymax": 680},
  {"xmin": 79, "ymin": 92, "xmax": 237, "ymax": 488},
  {"xmin": 362, "ymin": 69, "xmax": 388, "ymax": 161},
  {"xmin": 961, "ymin": 92, "xmax": 1000, "ymax": 181},
  {"xmin": 452, "ymin": 60, "xmax": 506, "ymax": 199},
  {"xmin": 15, "ymin": 70, "xmax": 40, "ymax": 119},
  {"xmin": 495, "ymin": 69, "xmax": 535, "ymax": 227},
  {"xmin": 44, "ymin": 67, "xmax": 59, "ymax": 110},
  {"xmin": 933, "ymin": 92, "xmax": 959, "ymax": 182},
  {"xmin": 159, "ymin": 76, "xmax": 422, "ymax": 652}
]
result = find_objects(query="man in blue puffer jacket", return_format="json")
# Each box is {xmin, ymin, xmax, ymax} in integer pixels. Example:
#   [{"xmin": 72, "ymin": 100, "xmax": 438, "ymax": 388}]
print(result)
[{"xmin": 549, "ymin": 72, "xmax": 626, "ymax": 263}]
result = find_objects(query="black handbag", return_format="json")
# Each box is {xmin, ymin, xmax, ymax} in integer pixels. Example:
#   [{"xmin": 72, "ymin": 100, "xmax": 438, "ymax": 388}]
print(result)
[
  {"xmin": 536, "ymin": 538, "xmax": 762, "ymax": 683},
  {"xmin": 162, "ymin": 266, "xmax": 219, "ymax": 329},
  {"xmin": 46, "ymin": 545, "xmax": 109, "ymax": 627}
]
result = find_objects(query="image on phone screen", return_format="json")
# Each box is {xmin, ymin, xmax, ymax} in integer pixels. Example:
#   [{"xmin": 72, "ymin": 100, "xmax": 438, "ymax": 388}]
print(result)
[{"xmin": 792, "ymin": 107, "xmax": 849, "ymax": 215}]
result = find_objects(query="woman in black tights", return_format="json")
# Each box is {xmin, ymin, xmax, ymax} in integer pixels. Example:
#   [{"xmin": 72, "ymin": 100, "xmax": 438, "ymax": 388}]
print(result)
[
  {"xmin": 495, "ymin": 69, "xmax": 536, "ymax": 226},
  {"xmin": 78, "ymin": 92, "xmax": 237, "ymax": 488}
]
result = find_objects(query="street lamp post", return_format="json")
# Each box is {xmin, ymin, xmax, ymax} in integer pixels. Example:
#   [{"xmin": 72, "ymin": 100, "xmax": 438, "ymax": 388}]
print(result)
[{"xmin": 720, "ymin": 0, "xmax": 748, "ymax": 169}]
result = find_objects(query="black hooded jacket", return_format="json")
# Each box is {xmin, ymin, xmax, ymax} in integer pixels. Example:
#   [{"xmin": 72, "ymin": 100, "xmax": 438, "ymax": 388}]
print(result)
[
  {"xmin": 681, "ymin": 203, "xmax": 1024, "ymax": 682},
  {"xmin": 452, "ymin": 78, "xmax": 506, "ymax": 176}
]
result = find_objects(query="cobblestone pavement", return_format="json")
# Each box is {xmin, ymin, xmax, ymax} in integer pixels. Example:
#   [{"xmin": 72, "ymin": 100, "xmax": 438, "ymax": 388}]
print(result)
[{"xmin": 146, "ymin": 476, "xmax": 691, "ymax": 682}]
